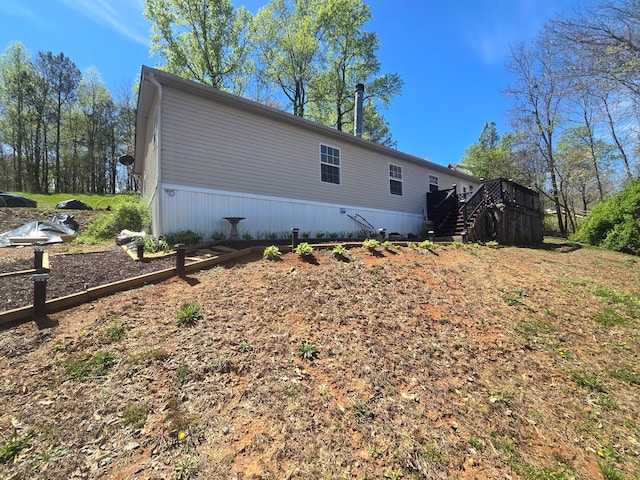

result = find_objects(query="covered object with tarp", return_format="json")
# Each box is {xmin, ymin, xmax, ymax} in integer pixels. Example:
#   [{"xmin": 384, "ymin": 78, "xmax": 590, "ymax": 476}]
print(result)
[
  {"xmin": 0, "ymin": 221, "xmax": 77, "ymax": 247},
  {"xmin": 56, "ymin": 199, "xmax": 92, "ymax": 210}
]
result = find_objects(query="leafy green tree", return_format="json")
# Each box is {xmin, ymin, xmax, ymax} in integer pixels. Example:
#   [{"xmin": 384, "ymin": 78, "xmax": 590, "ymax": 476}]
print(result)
[
  {"xmin": 145, "ymin": 0, "xmax": 252, "ymax": 93},
  {"xmin": 461, "ymin": 121, "xmax": 516, "ymax": 180},
  {"xmin": 0, "ymin": 42, "xmax": 35, "ymax": 191},
  {"xmin": 572, "ymin": 179, "xmax": 640, "ymax": 255},
  {"xmin": 305, "ymin": 0, "xmax": 402, "ymax": 143},
  {"xmin": 250, "ymin": 0, "xmax": 324, "ymax": 117}
]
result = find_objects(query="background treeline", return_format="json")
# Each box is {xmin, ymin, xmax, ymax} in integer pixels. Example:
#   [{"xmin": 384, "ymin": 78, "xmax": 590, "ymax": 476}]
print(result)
[
  {"xmin": 461, "ymin": 0, "xmax": 640, "ymax": 236},
  {"xmin": 0, "ymin": 44, "xmax": 137, "ymax": 195}
]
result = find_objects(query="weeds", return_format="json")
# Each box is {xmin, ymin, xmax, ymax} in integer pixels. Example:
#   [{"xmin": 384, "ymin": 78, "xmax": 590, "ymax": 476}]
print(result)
[
  {"xmin": 175, "ymin": 362, "xmax": 190, "ymax": 386},
  {"xmin": 98, "ymin": 322, "xmax": 125, "ymax": 344},
  {"xmin": 298, "ymin": 341, "xmax": 318, "ymax": 360},
  {"xmin": 64, "ymin": 350, "xmax": 115, "ymax": 381},
  {"xmin": 122, "ymin": 403, "xmax": 148, "ymax": 429},
  {"xmin": 352, "ymin": 398, "xmax": 373, "ymax": 421},
  {"xmin": 176, "ymin": 302, "xmax": 202, "ymax": 326},
  {"xmin": 174, "ymin": 455, "xmax": 198, "ymax": 479},
  {"xmin": 0, "ymin": 430, "xmax": 32, "ymax": 464},
  {"xmin": 238, "ymin": 341, "xmax": 253, "ymax": 353},
  {"xmin": 594, "ymin": 308, "xmax": 628, "ymax": 327},
  {"xmin": 597, "ymin": 461, "xmax": 624, "ymax": 480},
  {"xmin": 608, "ymin": 366, "xmax": 639, "ymax": 385},
  {"xmin": 569, "ymin": 369, "xmax": 606, "ymax": 392}
]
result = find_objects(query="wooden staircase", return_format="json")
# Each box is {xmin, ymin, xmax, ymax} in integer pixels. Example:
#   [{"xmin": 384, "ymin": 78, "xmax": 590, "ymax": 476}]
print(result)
[{"xmin": 427, "ymin": 178, "xmax": 541, "ymax": 242}]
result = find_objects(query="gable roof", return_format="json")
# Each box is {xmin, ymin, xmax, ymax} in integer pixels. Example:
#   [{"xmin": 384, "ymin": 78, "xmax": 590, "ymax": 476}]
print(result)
[{"xmin": 135, "ymin": 65, "xmax": 478, "ymax": 183}]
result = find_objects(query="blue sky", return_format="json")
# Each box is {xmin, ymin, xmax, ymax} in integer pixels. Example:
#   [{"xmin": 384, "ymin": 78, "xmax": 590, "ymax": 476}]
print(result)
[{"xmin": 0, "ymin": 0, "xmax": 591, "ymax": 167}]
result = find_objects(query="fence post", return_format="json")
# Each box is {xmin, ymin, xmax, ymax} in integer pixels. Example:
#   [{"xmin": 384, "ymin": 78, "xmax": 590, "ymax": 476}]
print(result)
[
  {"xmin": 34, "ymin": 245, "xmax": 45, "ymax": 272},
  {"xmin": 32, "ymin": 273, "xmax": 50, "ymax": 320}
]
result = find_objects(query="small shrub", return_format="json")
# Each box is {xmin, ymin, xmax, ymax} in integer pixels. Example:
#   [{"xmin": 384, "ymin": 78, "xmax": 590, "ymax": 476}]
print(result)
[
  {"xmin": 316, "ymin": 232, "xmax": 325, "ymax": 238},
  {"xmin": 81, "ymin": 200, "xmax": 151, "ymax": 241},
  {"xmin": 352, "ymin": 398, "xmax": 373, "ymax": 421},
  {"xmin": 295, "ymin": 242, "xmax": 313, "ymax": 257},
  {"xmin": 299, "ymin": 341, "xmax": 318, "ymax": 360},
  {"xmin": 144, "ymin": 236, "xmax": 170, "ymax": 253},
  {"xmin": 362, "ymin": 239, "xmax": 379, "ymax": 251},
  {"xmin": 301, "ymin": 231, "xmax": 310, "ymax": 239},
  {"xmin": 169, "ymin": 230, "xmax": 201, "ymax": 245},
  {"xmin": 238, "ymin": 341, "xmax": 253, "ymax": 353},
  {"xmin": 268, "ymin": 232, "xmax": 278, "ymax": 239},
  {"xmin": 176, "ymin": 302, "xmax": 202, "ymax": 326},
  {"xmin": 211, "ymin": 230, "xmax": 225, "ymax": 241},
  {"xmin": 242, "ymin": 232, "xmax": 253, "ymax": 240},
  {"xmin": 331, "ymin": 244, "xmax": 348, "ymax": 258},
  {"xmin": 418, "ymin": 240, "xmax": 436, "ymax": 249},
  {"xmin": 328, "ymin": 232, "xmax": 339, "ymax": 239},
  {"xmin": 381, "ymin": 240, "xmax": 394, "ymax": 250},
  {"xmin": 263, "ymin": 245, "xmax": 281, "ymax": 261}
]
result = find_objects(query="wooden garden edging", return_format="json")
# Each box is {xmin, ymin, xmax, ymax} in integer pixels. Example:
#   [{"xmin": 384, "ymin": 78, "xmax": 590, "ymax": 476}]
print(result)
[{"xmin": 0, "ymin": 246, "xmax": 264, "ymax": 327}]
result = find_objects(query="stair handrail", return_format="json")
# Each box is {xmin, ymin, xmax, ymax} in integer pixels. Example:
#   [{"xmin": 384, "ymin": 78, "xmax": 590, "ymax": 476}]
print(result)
[
  {"xmin": 431, "ymin": 187, "xmax": 459, "ymax": 232},
  {"xmin": 459, "ymin": 183, "xmax": 486, "ymax": 232}
]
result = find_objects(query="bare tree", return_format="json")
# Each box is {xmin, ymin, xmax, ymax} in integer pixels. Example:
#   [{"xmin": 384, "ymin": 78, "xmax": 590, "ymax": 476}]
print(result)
[{"xmin": 506, "ymin": 39, "xmax": 568, "ymax": 235}]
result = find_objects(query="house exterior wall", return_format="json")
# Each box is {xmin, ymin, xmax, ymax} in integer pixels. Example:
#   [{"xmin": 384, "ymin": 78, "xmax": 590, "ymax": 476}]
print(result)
[
  {"xmin": 135, "ymin": 67, "xmax": 480, "ymax": 239},
  {"xmin": 157, "ymin": 183, "xmax": 422, "ymax": 239}
]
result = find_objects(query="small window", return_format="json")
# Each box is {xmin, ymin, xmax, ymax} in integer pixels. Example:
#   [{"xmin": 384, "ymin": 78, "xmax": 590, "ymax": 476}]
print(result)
[
  {"xmin": 320, "ymin": 144, "xmax": 340, "ymax": 184},
  {"xmin": 389, "ymin": 163, "xmax": 403, "ymax": 195},
  {"xmin": 428, "ymin": 174, "xmax": 439, "ymax": 193}
]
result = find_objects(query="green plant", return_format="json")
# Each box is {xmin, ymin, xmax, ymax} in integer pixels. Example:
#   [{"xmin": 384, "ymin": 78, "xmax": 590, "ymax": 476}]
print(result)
[
  {"xmin": 328, "ymin": 232, "xmax": 339, "ymax": 239},
  {"xmin": 169, "ymin": 230, "xmax": 201, "ymax": 245},
  {"xmin": 569, "ymin": 369, "xmax": 606, "ymax": 392},
  {"xmin": 316, "ymin": 231, "xmax": 325, "ymax": 238},
  {"xmin": 594, "ymin": 308, "xmax": 628, "ymax": 327},
  {"xmin": 352, "ymin": 398, "xmax": 373, "ymax": 421},
  {"xmin": 468, "ymin": 436, "xmax": 484, "ymax": 450},
  {"xmin": 608, "ymin": 366, "xmax": 639, "ymax": 385},
  {"xmin": 176, "ymin": 301, "xmax": 202, "ymax": 326},
  {"xmin": 295, "ymin": 242, "xmax": 314, "ymax": 257},
  {"xmin": 362, "ymin": 239, "xmax": 379, "ymax": 251},
  {"xmin": 381, "ymin": 240, "xmax": 394, "ymax": 249},
  {"xmin": 64, "ymin": 350, "xmax": 115, "ymax": 381},
  {"xmin": 597, "ymin": 461, "xmax": 624, "ymax": 480},
  {"xmin": 301, "ymin": 231, "xmax": 310, "ymax": 238},
  {"xmin": 80, "ymin": 200, "xmax": 151, "ymax": 242},
  {"xmin": 572, "ymin": 179, "xmax": 640, "ymax": 255},
  {"xmin": 174, "ymin": 455, "xmax": 198, "ymax": 479},
  {"xmin": 485, "ymin": 240, "xmax": 500, "ymax": 248},
  {"xmin": 418, "ymin": 240, "xmax": 436, "ymax": 249},
  {"xmin": 238, "ymin": 341, "xmax": 253, "ymax": 353},
  {"xmin": 143, "ymin": 236, "xmax": 170, "ymax": 253},
  {"xmin": 263, "ymin": 245, "xmax": 281, "ymax": 260},
  {"xmin": 331, "ymin": 244, "xmax": 348, "ymax": 257},
  {"xmin": 0, "ymin": 430, "xmax": 32, "ymax": 464},
  {"xmin": 383, "ymin": 471, "xmax": 402, "ymax": 479},
  {"xmin": 299, "ymin": 341, "xmax": 318, "ymax": 360},
  {"xmin": 122, "ymin": 403, "xmax": 148, "ymax": 428},
  {"xmin": 268, "ymin": 232, "xmax": 278, "ymax": 239},
  {"xmin": 242, "ymin": 232, "xmax": 253, "ymax": 240},
  {"xmin": 211, "ymin": 230, "xmax": 225, "ymax": 241},
  {"xmin": 175, "ymin": 362, "xmax": 190, "ymax": 386},
  {"xmin": 98, "ymin": 322, "xmax": 125, "ymax": 344}
]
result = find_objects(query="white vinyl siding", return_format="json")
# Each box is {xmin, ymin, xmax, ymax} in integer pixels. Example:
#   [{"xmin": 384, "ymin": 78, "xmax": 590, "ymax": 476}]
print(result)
[{"xmin": 159, "ymin": 86, "xmax": 430, "ymax": 214}]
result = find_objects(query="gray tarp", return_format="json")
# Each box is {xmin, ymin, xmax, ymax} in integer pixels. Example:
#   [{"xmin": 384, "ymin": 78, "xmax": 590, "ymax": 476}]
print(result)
[{"xmin": 0, "ymin": 221, "xmax": 77, "ymax": 247}]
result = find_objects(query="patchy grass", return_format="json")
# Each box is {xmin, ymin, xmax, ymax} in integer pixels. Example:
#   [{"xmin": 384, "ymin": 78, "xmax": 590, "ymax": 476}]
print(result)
[{"xmin": 1, "ymin": 240, "xmax": 638, "ymax": 478}]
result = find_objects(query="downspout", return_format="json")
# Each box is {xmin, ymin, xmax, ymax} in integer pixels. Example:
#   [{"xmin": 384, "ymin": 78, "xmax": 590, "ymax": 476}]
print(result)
[{"xmin": 149, "ymin": 71, "xmax": 163, "ymax": 236}]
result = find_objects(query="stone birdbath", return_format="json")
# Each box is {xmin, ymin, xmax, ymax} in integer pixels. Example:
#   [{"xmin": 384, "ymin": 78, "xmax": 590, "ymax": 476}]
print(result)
[{"xmin": 223, "ymin": 217, "xmax": 245, "ymax": 239}]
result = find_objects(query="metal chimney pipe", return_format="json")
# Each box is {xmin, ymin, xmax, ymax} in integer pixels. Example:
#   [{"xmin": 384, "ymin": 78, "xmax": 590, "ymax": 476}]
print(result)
[{"xmin": 354, "ymin": 83, "xmax": 364, "ymax": 137}]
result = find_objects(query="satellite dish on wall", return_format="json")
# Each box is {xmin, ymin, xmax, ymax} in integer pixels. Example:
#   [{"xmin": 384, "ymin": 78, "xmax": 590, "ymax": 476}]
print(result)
[{"xmin": 119, "ymin": 155, "xmax": 134, "ymax": 166}]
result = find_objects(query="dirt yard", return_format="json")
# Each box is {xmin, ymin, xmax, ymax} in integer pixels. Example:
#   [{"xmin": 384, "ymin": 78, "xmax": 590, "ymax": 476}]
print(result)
[{"xmin": 0, "ymin": 208, "xmax": 639, "ymax": 479}]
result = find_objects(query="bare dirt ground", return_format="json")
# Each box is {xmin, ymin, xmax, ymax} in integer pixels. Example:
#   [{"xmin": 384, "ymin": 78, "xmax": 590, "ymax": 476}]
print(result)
[{"xmin": 0, "ymin": 207, "xmax": 639, "ymax": 479}]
